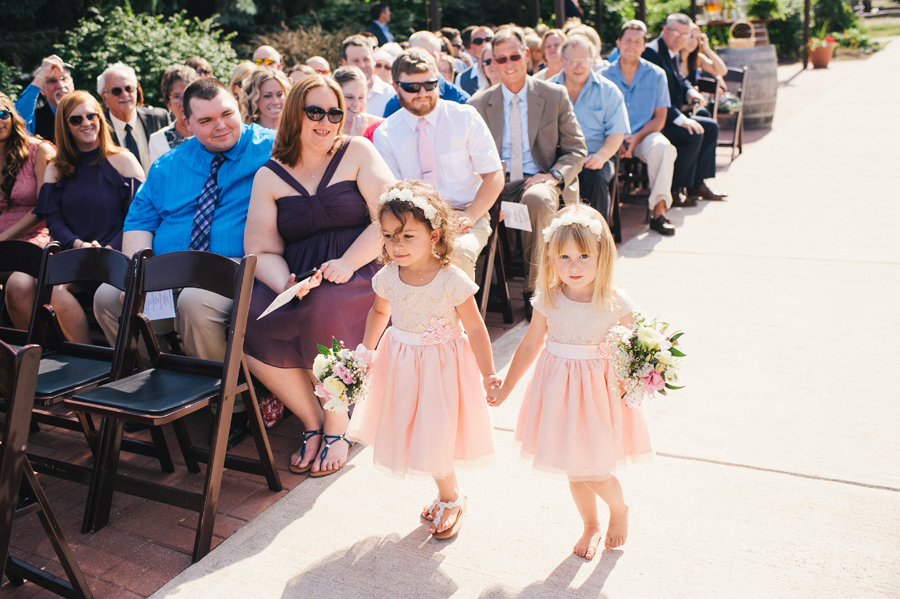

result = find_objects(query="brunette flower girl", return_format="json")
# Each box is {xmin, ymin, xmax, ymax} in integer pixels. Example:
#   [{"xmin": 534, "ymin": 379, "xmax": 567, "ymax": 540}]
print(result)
[
  {"xmin": 348, "ymin": 180, "xmax": 499, "ymax": 539},
  {"xmin": 490, "ymin": 204, "xmax": 654, "ymax": 559}
]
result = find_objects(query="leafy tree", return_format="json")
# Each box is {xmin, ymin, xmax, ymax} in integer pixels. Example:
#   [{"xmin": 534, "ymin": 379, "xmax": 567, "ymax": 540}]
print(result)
[
  {"xmin": 0, "ymin": 61, "xmax": 24, "ymax": 100},
  {"xmin": 53, "ymin": 6, "xmax": 238, "ymax": 107}
]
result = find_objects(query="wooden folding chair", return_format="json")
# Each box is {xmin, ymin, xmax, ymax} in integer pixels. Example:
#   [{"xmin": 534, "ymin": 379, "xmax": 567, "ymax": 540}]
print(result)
[
  {"xmin": 65, "ymin": 251, "xmax": 281, "ymax": 562},
  {"xmin": 699, "ymin": 67, "xmax": 748, "ymax": 162},
  {"xmin": 475, "ymin": 201, "xmax": 513, "ymax": 323},
  {"xmin": 0, "ymin": 240, "xmax": 47, "ymax": 348},
  {"xmin": 0, "ymin": 341, "xmax": 93, "ymax": 598}
]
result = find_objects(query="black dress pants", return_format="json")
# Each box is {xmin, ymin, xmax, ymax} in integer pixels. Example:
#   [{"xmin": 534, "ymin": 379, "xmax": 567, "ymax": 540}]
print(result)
[
  {"xmin": 662, "ymin": 115, "xmax": 719, "ymax": 190},
  {"xmin": 578, "ymin": 159, "xmax": 615, "ymax": 221}
]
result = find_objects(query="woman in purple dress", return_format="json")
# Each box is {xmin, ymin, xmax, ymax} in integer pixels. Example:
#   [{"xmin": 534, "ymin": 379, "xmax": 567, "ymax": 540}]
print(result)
[
  {"xmin": 5, "ymin": 90, "xmax": 143, "ymax": 343},
  {"xmin": 243, "ymin": 75, "xmax": 396, "ymax": 477}
]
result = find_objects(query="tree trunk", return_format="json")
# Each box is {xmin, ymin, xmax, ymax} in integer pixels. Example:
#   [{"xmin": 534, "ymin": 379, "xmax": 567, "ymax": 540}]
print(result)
[
  {"xmin": 555, "ymin": 0, "xmax": 565, "ymax": 27},
  {"xmin": 430, "ymin": 0, "xmax": 441, "ymax": 31}
]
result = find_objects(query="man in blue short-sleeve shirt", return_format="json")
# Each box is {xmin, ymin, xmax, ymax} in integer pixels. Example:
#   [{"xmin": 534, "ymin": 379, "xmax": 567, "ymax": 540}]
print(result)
[
  {"xmin": 550, "ymin": 36, "xmax": 630, "ymax": 219},
  {"xmin": 94, "ymin": 77, "xmax": 275, "ymax": 361},
  {"xmin": 600, "ymin": 21, "xmax": 679, "ymax": 236}
]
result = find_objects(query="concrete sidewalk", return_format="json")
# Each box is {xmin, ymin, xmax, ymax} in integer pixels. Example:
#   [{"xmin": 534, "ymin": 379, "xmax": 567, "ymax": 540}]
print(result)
[{"xmin": 151, "ymin": 43, "xmax": 900, "ymax": 599}]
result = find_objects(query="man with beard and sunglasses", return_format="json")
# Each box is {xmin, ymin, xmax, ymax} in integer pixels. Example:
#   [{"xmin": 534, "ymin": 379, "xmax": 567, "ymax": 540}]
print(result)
[
  {"xmin": 469, "ymin": 27, "xmax": 586, "ymax": 319},
  {"xmin": 373, "ymin": 49, "xmax": 503, "ymax": 282},
  {"xmin": 97, "ymin": 62, "xmax": 170, "ymax": 175}
]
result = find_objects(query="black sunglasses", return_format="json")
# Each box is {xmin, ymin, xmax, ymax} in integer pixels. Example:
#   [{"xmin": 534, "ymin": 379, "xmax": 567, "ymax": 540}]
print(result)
[
  {"xmin": 68, "ymin": 112, "xmax": 101, "ymax": 126},
  {"xmin": 471, "ymin": 36, "xmax": 493, "ymax": 45},
  {"xmin": 493, "ymin": 54, "xmax": 523, "ymax": 65},
  {"xmin": 303, "ymin": 105, "xmax": 344, "ymax": 123},
  {"xmin": 0, "ymin": 109, "xmax": 10, "ymax": 120},
  {"xmin": 482, "ymin": 58, "xmax": 493, "ymax": 66},
  {"xmin": 196, "ymin": 69, "xmax": 212, "ymax": 76},
  {"xmin": 107, "ymin": 85, "xmax": 136, "ymax": 97},
  {"xmin": 396, "ymin": 79, "xmax": 439, "ymax": 94}
]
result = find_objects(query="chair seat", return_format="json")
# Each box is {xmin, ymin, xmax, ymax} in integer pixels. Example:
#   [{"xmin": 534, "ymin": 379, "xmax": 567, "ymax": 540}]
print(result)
[
  {"xmin": 35, "ymin": 354, "xmax": 111, "ymax": 396},
  {"xmin": 73, "ymin": 368, "xmax": 221, "ymax": 415}
]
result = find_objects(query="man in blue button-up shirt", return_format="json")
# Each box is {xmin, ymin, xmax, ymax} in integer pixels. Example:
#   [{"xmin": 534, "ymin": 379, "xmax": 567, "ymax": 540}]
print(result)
[
  {"xmin": 94, "ymin": 77, "xmax": 275, "ymax": 361},
  {"xmin": 550, "ymin": 36, "xmax": 630, "ymax": 219}
]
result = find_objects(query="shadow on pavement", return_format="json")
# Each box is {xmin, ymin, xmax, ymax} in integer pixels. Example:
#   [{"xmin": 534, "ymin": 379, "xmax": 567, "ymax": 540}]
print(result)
[{"xmin": 479, "ymin": 550, "xmax": 623, "ymax": 598}]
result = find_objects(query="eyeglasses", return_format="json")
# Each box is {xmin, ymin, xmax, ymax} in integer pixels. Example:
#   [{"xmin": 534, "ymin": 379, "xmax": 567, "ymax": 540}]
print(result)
[
  {"xmin": 106, "ymin": 85, "xmax": 136, "ymax": 97},
  {"xmin": 374, "ymin": 63, "xmax": 391, "ymax": 70},
  {"xmin": 67, "ymin": 112, "xmax": 100, "ymax": 126},
  {"xmin": 196, "ymin": 69, "xmax": 212, "ymax": 76},
  {"xmin": 471, "ymin": 36, "xmax": 493, "ymax": 46},
  {"xmin": 0, "ymin": 109, "xmax": 10, "ymax": 120},
  {"xmin": 482, "ymin": 59, "xmax": 493, "ymax": 66},
  {"xmin": 452, "ymin": 42, "xmax": 462, "ymax": 49},
  {"xmin": 396, "ymin": 79, "xmax": 439, "ymax": 94},
  {"xmin": 303, "ymin": 105, "xmax": 344, "ymax": 123},
  {"xmin": 315, "ymin": 69, "xmax": 330, "ymax": 75},
  {"xmin": 563, "ymin": 58, "xmax": 593, "ymax": 68},
  {"xmin": 255, "ymin": 58, "xmax": 277, "ymax": 66},
  {"xmin": 492, "ymin": 54, "xmax": 523, "ymax": 65}
]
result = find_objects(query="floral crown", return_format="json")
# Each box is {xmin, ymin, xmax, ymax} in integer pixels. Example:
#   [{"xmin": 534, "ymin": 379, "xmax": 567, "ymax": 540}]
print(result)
[
  {"xmin": 542, "ymin": 212, "xmax": 605, "ymax": 243},
  {"xmin": 379, "ymin": 187, "xmax": 442, "ymax": 228}
]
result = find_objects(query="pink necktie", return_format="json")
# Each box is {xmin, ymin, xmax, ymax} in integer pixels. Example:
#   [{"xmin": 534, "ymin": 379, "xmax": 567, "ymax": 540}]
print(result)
[{"xmin": 416, "ymin": 118, "xmax": 438, "ymax": 188}]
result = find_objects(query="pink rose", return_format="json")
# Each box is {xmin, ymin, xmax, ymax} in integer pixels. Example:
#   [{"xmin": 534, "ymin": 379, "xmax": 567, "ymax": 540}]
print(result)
[
  {"xmin": 333, "ymin": 362, "xmax": 356, "ymax": 385},
  {"xmin": 641, "ymin": 370, "xmax": 665, "ymax": 394},
  {"xmin": 314, "ymin": 383, "xmax": 330, "ymax": 400}
]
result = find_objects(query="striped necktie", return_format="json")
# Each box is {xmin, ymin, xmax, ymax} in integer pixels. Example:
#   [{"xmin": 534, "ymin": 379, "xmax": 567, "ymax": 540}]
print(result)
[{"xmin": 190, "ymin": 154, "xmax": 226, "ymax": 251}]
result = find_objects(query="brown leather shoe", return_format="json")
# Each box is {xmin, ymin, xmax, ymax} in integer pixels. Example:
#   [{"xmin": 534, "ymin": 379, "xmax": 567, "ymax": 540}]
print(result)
[
  {"xmin": 671, "ymin": 196, "xmax": 698, "ymax": 208},
  {"xmin": 687, "ymin": 183, "xmax": 727, "ymax": 200}
]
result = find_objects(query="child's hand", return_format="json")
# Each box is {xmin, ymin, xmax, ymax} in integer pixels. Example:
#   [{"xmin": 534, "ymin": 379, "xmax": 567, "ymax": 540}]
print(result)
[
  {"xmin": 287, "ymin": 270, "xmax": 322, "ymax": 299},
  {"xmin": 485, "ymin": 377, "xmax": 507, "ymax": 407}
]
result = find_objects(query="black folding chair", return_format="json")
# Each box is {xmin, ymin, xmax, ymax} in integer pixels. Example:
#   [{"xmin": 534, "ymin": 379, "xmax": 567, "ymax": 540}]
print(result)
[
  {"xmin": 475, "ymin": 201, "xmax": 513, "ymax": 323},
  {"xmin": 698, "ymin": 67, "xmax": 748, "ymax": 162},
  {"xmin": 0, "ymin": 240, "xmax": 46, "ymax": 348},
  {"xmin": 66, "ymin": 251, "xmax": 281, "ymax": 562},
  {"xmin": 0, "ymin": 341, "xmax": 93, "ymax": 598}
]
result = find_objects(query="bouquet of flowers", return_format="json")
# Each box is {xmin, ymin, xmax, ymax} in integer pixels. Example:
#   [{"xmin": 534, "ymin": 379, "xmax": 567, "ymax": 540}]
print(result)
[
  {"xmin": 604, "ymin": 314, "xmax": 685, "ymax": 409},
  {"xmin": 312, "ymin": 338, "xmax": 375, "ymax": 413}
]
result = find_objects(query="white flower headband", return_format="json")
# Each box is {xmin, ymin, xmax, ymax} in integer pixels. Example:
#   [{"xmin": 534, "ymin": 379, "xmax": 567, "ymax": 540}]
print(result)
[
  {"xmin": 542, "ymin": 212, "xmax": 605, "ymax": 243},
  {"xmin": 379, "ymin": 188, "xmax": 442, "ymax": 228}
]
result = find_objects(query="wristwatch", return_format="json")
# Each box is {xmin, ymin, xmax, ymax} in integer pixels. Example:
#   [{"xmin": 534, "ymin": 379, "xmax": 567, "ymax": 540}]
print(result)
[{"xmin": 550, "ymin": 169, "xmax": 565, "ymax": 189}]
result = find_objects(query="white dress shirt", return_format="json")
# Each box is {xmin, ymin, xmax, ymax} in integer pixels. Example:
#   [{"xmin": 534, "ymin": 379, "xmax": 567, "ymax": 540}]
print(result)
[
  {"xmin": 110, "ymin": 111, "xmax": 151, "ymax": 175},
  {"xmin": 500, "ymin": 83, "xmax": 540, "ymax": 176},
  {"xmin": 367, "ymin": 75, "xmax": 397, "ymax": 119},
  {"xmin": 372, "ymin": 99, "xmax": 502, "ymax": 208}
]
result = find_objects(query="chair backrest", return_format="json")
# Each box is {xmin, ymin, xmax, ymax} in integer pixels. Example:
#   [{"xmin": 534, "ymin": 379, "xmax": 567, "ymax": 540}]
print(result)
[
  {"xmin": 722, "ymin": 67, "xmax": 748, "ymax": 98},
  {"xmin": 0, "ymin": 242, "xmax": 58, "ymax": 346},
  {"xmin": 43, "ymin": 247, "xmax": 133, "ymax": 291}
]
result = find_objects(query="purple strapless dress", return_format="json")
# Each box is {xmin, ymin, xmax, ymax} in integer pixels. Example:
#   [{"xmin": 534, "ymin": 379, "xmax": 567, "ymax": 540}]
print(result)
[{"xmin": 244, "ymin": 144, "xmax": 380, "ymax": 369}]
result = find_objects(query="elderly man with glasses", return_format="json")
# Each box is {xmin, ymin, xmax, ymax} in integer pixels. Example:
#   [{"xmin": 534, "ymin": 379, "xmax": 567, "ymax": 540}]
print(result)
[
  {"xmin": 14, "ymin": 54, "xmax": 73, "ymax": 143},
  {"xmin": 469, "ymin": 26, "xmax": 587, "ymax": 320},
  {"xmin": 97, "ymin": 62, "xmax": 170, "ymax": 175}
]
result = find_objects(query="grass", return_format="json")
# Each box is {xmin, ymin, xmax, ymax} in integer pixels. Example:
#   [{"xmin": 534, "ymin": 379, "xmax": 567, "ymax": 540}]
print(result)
[{"xmin": 862, "ymin": 17, "xmax": 900, "ymax": 38}]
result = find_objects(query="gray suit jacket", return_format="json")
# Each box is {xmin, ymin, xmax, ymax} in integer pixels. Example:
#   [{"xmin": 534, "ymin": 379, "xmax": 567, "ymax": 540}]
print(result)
[{"xmin": 468, "ymin": 77, "xmax": 587, "ymax": 203}]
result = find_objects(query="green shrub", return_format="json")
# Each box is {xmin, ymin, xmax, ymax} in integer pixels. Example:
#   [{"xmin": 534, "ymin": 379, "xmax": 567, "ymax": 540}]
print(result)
[
  {"xmin": 645, "ymin": 0, "xmax": 692, "ymax": 36},
  {"xmin": 0, "ymin": 60, "xmax": 24, "ymax": 101},
  {"xmin": 813, "ymin": 0, "xmax": 857, "ymax": 32},
  {"xmin": 766, "ymin": 0, "xmax": 805, "ymax": 61},
  {"xmin": 250, "ymin": 24, "xmax": 360, "ymax": 70},
  {"xmin": 54, "ymin": 6, "xmax": 238, "ymax": 107}
]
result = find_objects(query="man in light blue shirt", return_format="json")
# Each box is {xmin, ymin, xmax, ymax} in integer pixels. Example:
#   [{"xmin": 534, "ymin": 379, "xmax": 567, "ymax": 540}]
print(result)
[
  {"xmin": 14, "ymin": 55, "xmax": 72, "ymax": 143},
  {"xmin": 94, "ymin": 77, "xmax": 275, "ymax": 361},
  {"xmin": 550, "ymin": 36, "xmax": 630, "ymax": 218},
  {"xmin": 600, "ymin": 21, "xmax": 678, "ymax": 236}
]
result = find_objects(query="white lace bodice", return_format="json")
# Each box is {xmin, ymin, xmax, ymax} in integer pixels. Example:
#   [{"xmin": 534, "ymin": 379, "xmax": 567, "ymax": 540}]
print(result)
[
  {"xmin": 373, "ymin": 263, "xmax": 478, "ymax": 334},
  {"xmin": 533, "ymin": 288, "xmax": 636, "ymax": 345}
]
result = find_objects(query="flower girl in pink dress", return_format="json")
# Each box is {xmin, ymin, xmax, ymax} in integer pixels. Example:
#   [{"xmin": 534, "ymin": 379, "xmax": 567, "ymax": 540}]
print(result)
[
  {"xmin": 491, "ymin": 204, "xmax": 654, "ymax": 559},
  {"xmin": 348, "ymin": 180, "xmax": 499, "ymax": 539}
]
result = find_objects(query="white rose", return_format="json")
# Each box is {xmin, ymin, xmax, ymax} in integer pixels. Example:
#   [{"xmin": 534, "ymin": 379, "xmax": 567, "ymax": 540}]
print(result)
[
  {"xmin": 637, "ymin": 326, "xmax": 665, "ymax": 351},
  {"xmin": 656, "ymin": 350, "xmax": 675, "ymax": 366},
  {"xmin": 337, "ymin": 348, "xmax": 352, "ymax": 360},
  {"xmin": 323, "ymin": 396, "xmax": 348, "ymax": 414},
  {"xmin": 322, "ymin": 375, "xmax": 347, "ymax": 399},
  {"xmin": 312, "ymin": 354, "xmax": 330, "ymax": 379}
]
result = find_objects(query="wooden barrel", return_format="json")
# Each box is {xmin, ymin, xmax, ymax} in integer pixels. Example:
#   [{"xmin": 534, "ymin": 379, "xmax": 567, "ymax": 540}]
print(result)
[{"xmin": 717, "ymin": 45, "xmax": 778, "ymax": 129}]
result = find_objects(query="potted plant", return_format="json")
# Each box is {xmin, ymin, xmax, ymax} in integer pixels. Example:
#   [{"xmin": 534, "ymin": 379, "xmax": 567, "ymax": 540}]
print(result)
[{"xmin": 808, "ymin": 24, "xmax": 838, "ymax": 68}]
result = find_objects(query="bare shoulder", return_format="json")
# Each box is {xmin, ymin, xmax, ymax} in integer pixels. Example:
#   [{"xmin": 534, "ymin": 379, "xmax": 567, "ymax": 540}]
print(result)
[
  {"xmin": 34, "ymin": 140, "xmax": 56, "ymax": 162},
  {"xmin": 43, "ymin": 160, "xmax": 60, "ymax": 184},
  {"xmin": 340, "ymin": 136, "xmax": 377, "ymax": 163},
  {"xmin": 107, "ymin": 151, "xmax": 144, "ymax": 179}
]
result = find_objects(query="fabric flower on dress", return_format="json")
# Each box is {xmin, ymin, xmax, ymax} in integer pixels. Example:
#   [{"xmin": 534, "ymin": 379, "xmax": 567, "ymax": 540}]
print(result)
[{"xmin": 421, "ymin": 316, "xmax": 454, "ymax": 344}]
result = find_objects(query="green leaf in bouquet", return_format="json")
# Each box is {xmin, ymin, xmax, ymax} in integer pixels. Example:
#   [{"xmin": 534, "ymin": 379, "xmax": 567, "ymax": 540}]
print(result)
[
  {"xmin": 317, "ymin": 344, "xmax": 331, "ymax": 356},
  {"xmin": 332, "ymin": 337, "xmax": 341, "ymax": 353},
  {"xmin": 658, "ymin": 388, "xmax": 667, "ymax": 395},
  {"xmin": 665, "ymin": 383, "xmax": 684, "ymax": 390},
  {"xmin": 670, "ymin": 348, "xmax": 686, "ymax": 357},
  {"xmin": 669, "ymin": 332, "xmax": 684, "ymax": 342}
]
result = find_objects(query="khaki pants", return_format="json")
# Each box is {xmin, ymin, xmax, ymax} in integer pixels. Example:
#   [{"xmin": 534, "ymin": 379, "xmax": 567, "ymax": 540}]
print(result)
[
  {"xmin": 450, "ymin": 210, "xmax": 492, "ymax": 282},
  {"xmin": 93, "ymin": 283, "xmax": 232, "ymax": 362},
  {"xmin": 633, "ymin": 131, "xmax": 677, "ymax": 211},
  {"xmin": 499, "ymin": 179, "xmax": 560, "ymax": 291}
]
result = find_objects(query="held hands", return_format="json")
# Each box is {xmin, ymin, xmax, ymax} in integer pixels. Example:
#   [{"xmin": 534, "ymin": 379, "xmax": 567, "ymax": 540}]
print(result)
[
  {"xmin": 320, "ymin": 258, "xmax": 355, "ymax": 284},
  {"xmin": 619, "ymin": 135, "xmax": 636, "ymax": 159},
  {"xmin": 524, "ymin": 173, "xmax": 559, "ymax": 189},
  {"xmin": 285, "ymin": 269, "xmax": 323, "ymax": 299},
  {"xmin": 483, "ymin": 375, "xmax": 503, "ymax": 405},
  {"xmin": 486, "ymin": 378, "xmax": 511, "ymax": 407}
]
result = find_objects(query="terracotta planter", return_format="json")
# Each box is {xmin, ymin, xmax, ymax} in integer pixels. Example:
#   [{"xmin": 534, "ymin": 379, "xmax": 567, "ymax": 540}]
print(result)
[{"xmin": 809, "ymin": 44, "xmax": 835, "ymax": 69}]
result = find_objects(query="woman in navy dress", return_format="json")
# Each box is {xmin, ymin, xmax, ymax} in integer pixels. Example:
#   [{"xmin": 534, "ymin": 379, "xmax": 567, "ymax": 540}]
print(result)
[
  {"xmin": 243, "ymin": 75, "xmax": 396, "ymax": 477},
  {"xmin": 5, "ymin": 90, "xmax": 143, "ymax": 343}
]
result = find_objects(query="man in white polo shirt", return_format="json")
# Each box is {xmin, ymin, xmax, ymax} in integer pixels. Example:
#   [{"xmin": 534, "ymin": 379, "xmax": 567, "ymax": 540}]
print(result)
[
  {"xmin": 341, "ymin": 34, "xmax": 396, "ymax": 117},
  {"xmin": 373, "ymin": 48, "xmax": 504, "ymax": 281}
]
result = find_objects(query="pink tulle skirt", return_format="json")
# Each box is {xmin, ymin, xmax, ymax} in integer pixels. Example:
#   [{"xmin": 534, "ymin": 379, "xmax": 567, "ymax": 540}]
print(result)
[
  {"xmin": 515, "ymin": 341, "xmax": 654, "ymax": 481},
  {"xmin": 348, "ymin": 326, "xmax": 495, "ymax": 478}
]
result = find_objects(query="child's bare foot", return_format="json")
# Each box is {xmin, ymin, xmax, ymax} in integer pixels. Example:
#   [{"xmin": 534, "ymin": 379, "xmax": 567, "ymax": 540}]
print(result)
[
  {"xmin": 605, "ymin": 507, "xmax": 629, "ymax": 549},
  {"xmin": 430, "ymin": 503, "xmax": 462, "ymax": 535},
  {"xmin": 421, "ymin": 503, "xmax": 436, "ymax": 521},
  {"xmin": 574, "ymin": 525, "xmax": 603, "ymax": 559}
]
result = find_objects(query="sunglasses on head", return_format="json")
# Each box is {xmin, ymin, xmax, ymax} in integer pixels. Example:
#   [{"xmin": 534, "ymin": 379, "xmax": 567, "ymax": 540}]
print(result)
[
  {"xmin": 68, "ymin": 112, "xmax": 100, "ymax": 126},
  {"xmin": 396, "ymin": 79, "xmax": 439, "ymax": 94},
  {"xmin": 107, "ymin": 85, "xmax": 135, "ymax": 97},
  {"xmin": 0, "ymin": 109, "xmax": 11, "ymax": 120},
  {"xmin": 303, "ymin": 105, "xmax": 344, "ymax": 123},
  {"xmin": 493, "ymin": 54, "xmax": 523, "ymax": 65},
  {"xmin": 471, "ymin": 36, "xmax": 493, "ymax": 45},
  {"xmin": 315, "ymin": 69, "xmax": 330, "ymax": 75},
  {"xmin": 255, "ymin": 58, "xmax": 276, "ymax": 66}
]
